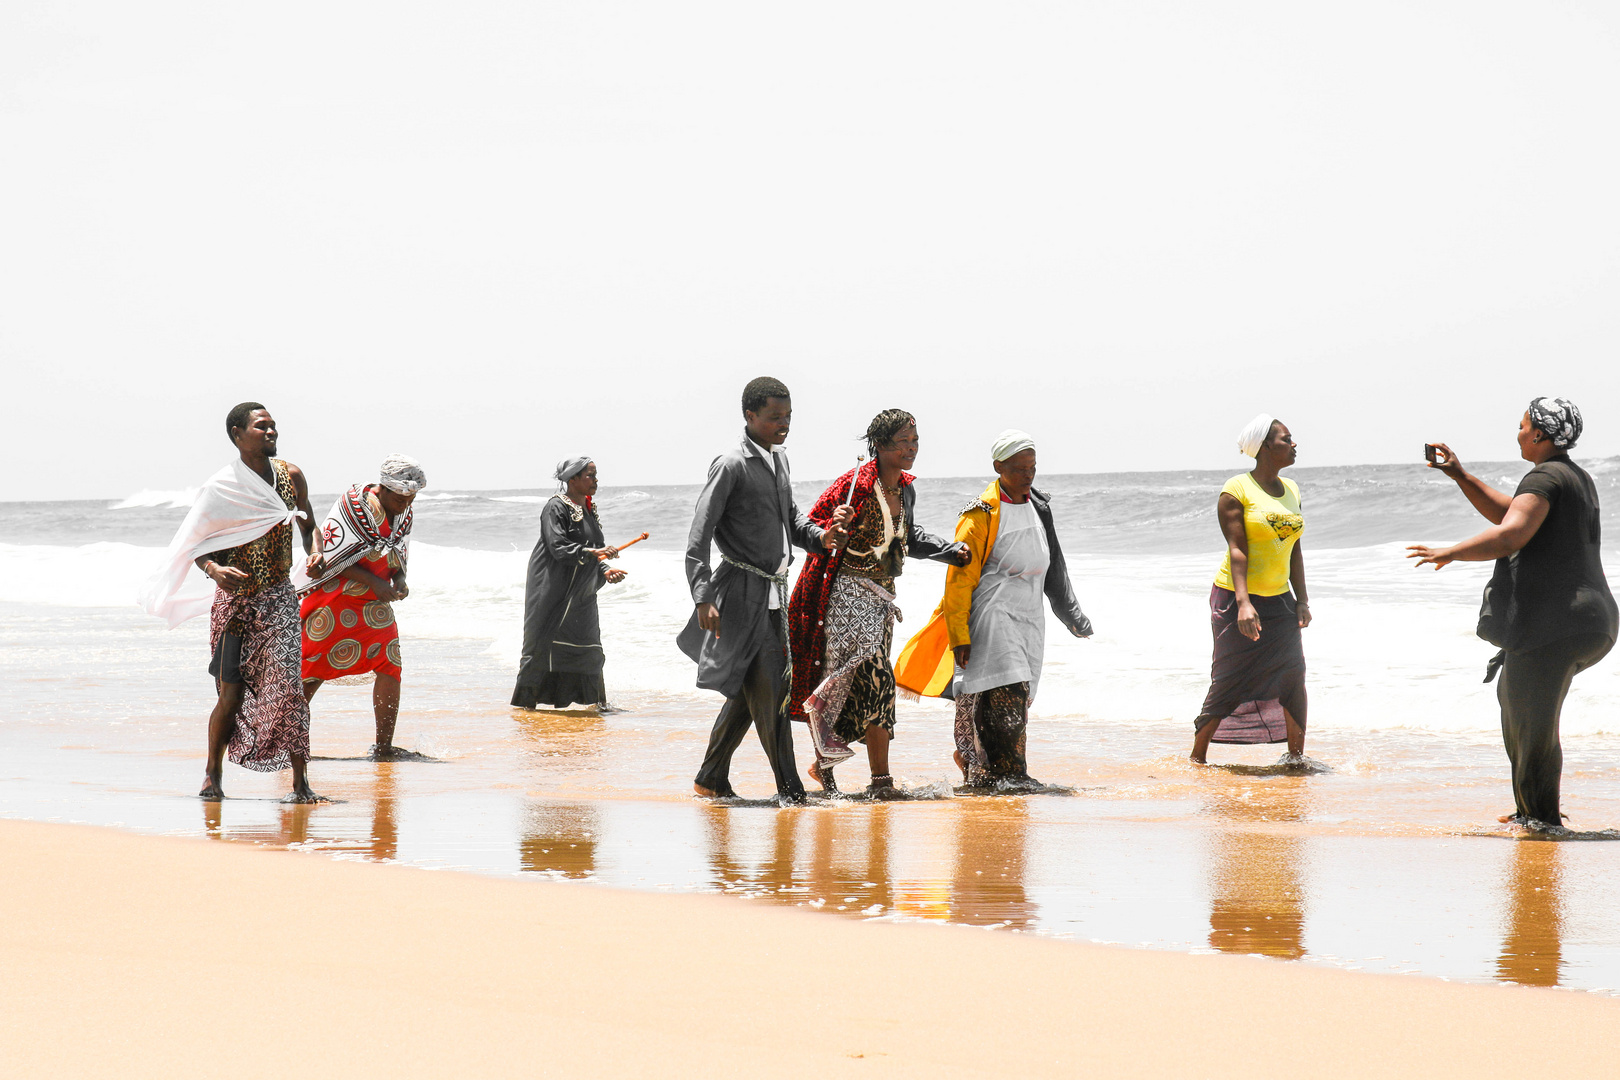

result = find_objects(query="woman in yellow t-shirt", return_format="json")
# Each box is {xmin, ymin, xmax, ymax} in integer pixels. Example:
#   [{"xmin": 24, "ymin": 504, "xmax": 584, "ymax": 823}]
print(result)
[{"xmin": 1190, "ymin": 414, "xmax": 1312, "ymax": 764}]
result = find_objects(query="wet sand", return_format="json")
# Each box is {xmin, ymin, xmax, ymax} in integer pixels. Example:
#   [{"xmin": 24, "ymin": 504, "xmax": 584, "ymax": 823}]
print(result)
[
  {"xmin": 5, "ymin": 599, "xmax": 1620, "ymax": 999},
  {"xmin": 5, "ymin": 816, "xmax": 1619, "ymax": 1080}
]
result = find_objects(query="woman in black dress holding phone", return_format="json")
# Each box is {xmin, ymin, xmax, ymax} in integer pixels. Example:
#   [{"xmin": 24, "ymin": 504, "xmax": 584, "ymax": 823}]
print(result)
[{"xmin": 1409, "ymin": 398, "xmax": 1617, "ymax": 830}]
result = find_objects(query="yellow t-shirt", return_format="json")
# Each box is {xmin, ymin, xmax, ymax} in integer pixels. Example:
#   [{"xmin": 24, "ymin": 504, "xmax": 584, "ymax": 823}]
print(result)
[{"xmin": 1213, "ymin": 472, "xmax": 1303, "ymax": 597}]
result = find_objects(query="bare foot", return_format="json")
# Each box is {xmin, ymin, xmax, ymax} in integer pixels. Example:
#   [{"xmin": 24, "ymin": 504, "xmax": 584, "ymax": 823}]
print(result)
[
  {"xmin": 868, "ymin": 778, "xmax": 905, "ymax": 801},
  {"xmin": 1499, "ymin": 812, "xmax": 1523, "ymax": 824},
  {"xmin": 283, "ymin": 785, "xmax": 328, "ymax": 804},
  {"xmin": 368, "ymin": 744, "xmax": 432, "ymax": 762},
  {"xmin": 199, "ymin": 775, "xmax": 225, "ymax": 801},
  {"xmin": 1189, "ymin": 754, "xmax": 1207, "ymax": 765},
  {"xmin": 693, "ymin": 782, "xmax": 734, "ymax": 799},
  {"xmin": 952, "ymin": 751, "xmax": 967, "ymax": 783},
  {"xmin": 808, "ymin": 761, "xmax": 838, "ymax": 793}
]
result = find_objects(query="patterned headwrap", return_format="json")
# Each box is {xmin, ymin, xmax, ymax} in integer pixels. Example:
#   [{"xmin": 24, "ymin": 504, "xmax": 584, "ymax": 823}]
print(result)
[
  {"xmin": 378, "ymin": 454, "xmax": 427, "ymax": 495},
  {"xmin": 990, "ymin": 429, "xmax": 1036, "ymax": 462},
  {"xmin": 1237, "ymin": 414, "xmax": 1277, "ymax": 458},
  {"xmin": 1528, "ymin": 397, "xmax": 1582, "ymax": 450},
  {"xmin": 554, "ymin": 455, "xmax": 592, "ymax": 482}
]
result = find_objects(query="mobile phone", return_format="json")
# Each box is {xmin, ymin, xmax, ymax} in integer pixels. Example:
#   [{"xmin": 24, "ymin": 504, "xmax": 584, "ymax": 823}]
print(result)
[{"xmin": 1424, "ymin": 444, "xmax": 1441, "ymax": 464}]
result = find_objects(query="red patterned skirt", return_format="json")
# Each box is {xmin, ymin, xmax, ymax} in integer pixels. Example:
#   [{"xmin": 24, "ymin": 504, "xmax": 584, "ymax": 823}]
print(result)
[{"xmin": 300, "ymin": 553, "xmax": 402, "ymax": 682}]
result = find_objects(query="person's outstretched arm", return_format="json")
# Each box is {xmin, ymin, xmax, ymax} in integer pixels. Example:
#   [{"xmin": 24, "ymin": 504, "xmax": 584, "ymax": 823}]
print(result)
[
  {"xmin": 788, "ymin": 497, "xmax": 831, "ymax": 553},
  {"xmin": 1427, "ymin": 443, "xmax": 1512, "ymax": 525},
  {"xmin": 1408, "ymin": 494, "xmax": 1550, "ymax": 569}
]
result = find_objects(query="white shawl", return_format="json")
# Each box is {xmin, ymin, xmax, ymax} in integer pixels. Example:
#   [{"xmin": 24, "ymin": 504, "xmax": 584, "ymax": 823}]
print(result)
[{"xmin": 138, "ymin": 458, "xmax": 304, "ymax": 628}]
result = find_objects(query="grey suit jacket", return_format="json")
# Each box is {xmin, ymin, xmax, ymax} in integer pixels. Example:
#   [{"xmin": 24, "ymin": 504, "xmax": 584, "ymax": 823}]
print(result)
[{"xmin": 677, "ymin": 433, "xmax": 826, "ymax": 697}]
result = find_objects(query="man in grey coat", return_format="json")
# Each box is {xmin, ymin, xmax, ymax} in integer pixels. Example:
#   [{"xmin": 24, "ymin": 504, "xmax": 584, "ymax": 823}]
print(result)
[{"xmin": 678, "ymin": 376, "xmax": 845, "ymax": 803}]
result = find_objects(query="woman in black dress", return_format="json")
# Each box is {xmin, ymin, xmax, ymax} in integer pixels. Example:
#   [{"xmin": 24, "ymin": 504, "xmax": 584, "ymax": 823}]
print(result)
[
  {"xmin": 511, "ymin": 457, "xmax": 626, "ymax": 710},
  {"xmin": 1409, "ymin": 398, "xmax": 1617, "ymax": 830}
]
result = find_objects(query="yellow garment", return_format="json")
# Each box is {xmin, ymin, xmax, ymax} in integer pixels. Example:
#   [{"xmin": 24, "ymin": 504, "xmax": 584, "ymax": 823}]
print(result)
[
  {"xmin": 894, "ymin": 479, "xmax": 1002, "ymax": 697},
  {"xmin": 1214, "ymin": 472, "xmax": 1303, "ymax": 597}
]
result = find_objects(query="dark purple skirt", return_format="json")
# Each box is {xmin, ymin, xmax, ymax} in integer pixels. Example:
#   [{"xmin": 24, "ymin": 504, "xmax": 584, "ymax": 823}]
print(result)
[{"xmin": 1195, "ymin": 585, "xmax": 1306, "ymax": 744}]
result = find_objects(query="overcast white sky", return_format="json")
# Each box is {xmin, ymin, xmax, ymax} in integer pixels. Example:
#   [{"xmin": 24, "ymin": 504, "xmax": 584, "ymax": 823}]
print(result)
[{"xmin": 2, "ymin": 1, "xmax": 1616, "ymax": 501}]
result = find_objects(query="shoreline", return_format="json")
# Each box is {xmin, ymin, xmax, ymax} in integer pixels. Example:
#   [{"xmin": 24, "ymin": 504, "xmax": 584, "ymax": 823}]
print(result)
[{"xmin": 4, "ymin": 816, "xmax": 1618, "ymax": 1079}]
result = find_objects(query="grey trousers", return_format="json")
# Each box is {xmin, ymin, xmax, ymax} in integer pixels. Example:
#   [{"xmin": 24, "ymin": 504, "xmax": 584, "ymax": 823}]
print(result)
[
  {"xmin": 1498, "ymin": 632, "xmax": 1611, "ymax": 826},
  {"xmin": 694, "ymin": 612, "xmax": 804, "ymax": 798}
]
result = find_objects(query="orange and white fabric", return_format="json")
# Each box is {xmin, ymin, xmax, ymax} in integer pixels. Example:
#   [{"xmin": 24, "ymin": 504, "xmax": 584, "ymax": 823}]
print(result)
[{"xmin": 298, "ymin": 485, "xmax": 411, "ymax": 682}]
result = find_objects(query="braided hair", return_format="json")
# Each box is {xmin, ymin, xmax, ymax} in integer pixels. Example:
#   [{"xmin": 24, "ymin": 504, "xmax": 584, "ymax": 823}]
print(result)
[{"xmin": 864, "ymin": 408, "xmax": 916, "ymax": 457}]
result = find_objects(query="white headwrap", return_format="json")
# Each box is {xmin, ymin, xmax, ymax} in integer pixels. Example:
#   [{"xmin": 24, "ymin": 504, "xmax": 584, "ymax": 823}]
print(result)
[
  {"xmin": 1236, "ymin": 414, "xmax": 1277, "ymax": 458},
  {"xmin": 379, "ymin": 454, "xmax": 427, "ymax": 495},
  {"xmin": 991, "ymin": 429, "xmax": 1036, "ymax": 462}
]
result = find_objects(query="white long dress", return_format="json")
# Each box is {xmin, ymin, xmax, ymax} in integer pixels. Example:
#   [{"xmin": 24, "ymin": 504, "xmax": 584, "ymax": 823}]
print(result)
[{"xmin": 961, "ymin": 499, "xmax": 1050, "ymax": 698}]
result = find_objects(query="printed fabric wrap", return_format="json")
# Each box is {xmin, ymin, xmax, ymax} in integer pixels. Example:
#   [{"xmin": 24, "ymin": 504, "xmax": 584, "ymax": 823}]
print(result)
[
  {"xmin": 1527, "ymin": 397, "xmax": 1582, "ymax": 450},
  {"xmin": 786, "ymin": 460, "xmax": 915, "ymax": 724},
  {"xmin": 297, "ymin": 485, "xmax": 411, "ymax": 683},
  {"xmin": 210, "ymin": 581, "xmax": 312, "ymax": 771},
  {"xmin": 295, "ymin": 484, "xmax": 413, "ymax": 596}
]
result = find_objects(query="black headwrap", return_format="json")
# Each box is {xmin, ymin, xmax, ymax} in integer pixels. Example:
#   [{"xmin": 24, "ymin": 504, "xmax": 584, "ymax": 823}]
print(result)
[{"xmin": 1528, "ymin": 397, "xmax": 1583, "ymax": 450}]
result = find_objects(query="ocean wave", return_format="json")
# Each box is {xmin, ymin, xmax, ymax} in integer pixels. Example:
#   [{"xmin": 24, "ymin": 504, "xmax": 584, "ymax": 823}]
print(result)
[
  {"xmin": 491, "ymin": 495, "xmax": 551, "ymax": 504},
  {"xmin": 4, "ymin": 539, "xmax": 1619, "ymax": 737},
  {"xmin": 110, "ymin": 488, "xmax": 198, "ymax": 510}
]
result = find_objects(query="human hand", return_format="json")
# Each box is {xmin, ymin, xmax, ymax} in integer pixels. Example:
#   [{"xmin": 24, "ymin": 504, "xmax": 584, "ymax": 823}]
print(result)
[
  {"xmin": 371, "ymin": 579, "xmax": 401, "ymax": 602},
  {"xmin": 1426, "ymin": 442, "xmax": 1464, "ymax": 480},
  {"xmin": 1296, "ymin": 599, "xmax": 1311, "ymax": 628},
  {"xmin": 697, "ymin": 602, "xmax": 721, "ymax": 636},
  {"xmin": 206, "ymin": 563, "xmax": 252, "ymax": 594},
  {"xmin": 1236, "ymin": 601, "xmax": 1262, "ymax": 641},
  {"xmin": 393, "ymin": 577, "xmax": 409, "ymax": 601},
  {"xmin": 953, "ymin": 644, "xmax": 971, "ymax": 668},
  {"xmin": 824, "ymin": 526, "xmax": 848, "ymax": 552},
  {"xmin": 604, "ymin": 568, "xmax": 627, "ymax": 584},
  {"xmin": 947, "ymin": 543, "xmax": 971, "ymax": 567},
  {"xmin": 831, "ymin": 505, "xmax": 856, "ymax": 528},
  {"xmin": 1406, "ymin": 544, "xmax": 1453, "ymax": 571},
  {"xmin": 305, "ymin": 551, "xmax": 327, "ymax": 578},
  {"xmin": 590, "ymin": 546, "xmax": 620, "ymax": 561}
]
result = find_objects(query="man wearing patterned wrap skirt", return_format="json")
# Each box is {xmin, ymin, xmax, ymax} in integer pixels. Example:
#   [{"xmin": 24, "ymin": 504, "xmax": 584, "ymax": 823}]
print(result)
[
  {"xmin": 299, "ymin": 454, "xmax": 426, "ymax": 761},
  {"xmin": 191, "ymin": 404, "xmax": 326, "ymax": 801}
]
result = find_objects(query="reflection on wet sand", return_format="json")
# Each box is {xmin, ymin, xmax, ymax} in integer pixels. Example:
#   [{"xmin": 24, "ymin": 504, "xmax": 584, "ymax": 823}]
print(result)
[
  {"xmin": 201, "ymin": 794, "xmax": 322, "ymax": 847},
  {"xmin": 512, "ymin": 709, "xmax": 608, "ymax": 762},
  {"xmin": 696, "ymin": 799, "xmax": 1036, "ymax": 929},
  {"xmin": 1497, "ymin": 840, "xmax": 1565, "ymax": 987},
  {"xmin": 948, "ymin": 800, "xmax": 1035, "ymax": 930},
  {"xmin": 369, "ymin": 766, "xmax": 399, "ymax": 861},
  {"xmin": 520, "ymin": 803, "xmax": 599, "ymax": 879},
  {"xmin": 1203, "ymin": 778, "xmax": 1309, "ymax": 960}
]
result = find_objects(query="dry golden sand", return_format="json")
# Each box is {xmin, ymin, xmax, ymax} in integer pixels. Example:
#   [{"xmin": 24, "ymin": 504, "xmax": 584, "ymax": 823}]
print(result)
[{"xmin": 2, "ymin": 819, "xmax": 1617, "ymax": 1079}]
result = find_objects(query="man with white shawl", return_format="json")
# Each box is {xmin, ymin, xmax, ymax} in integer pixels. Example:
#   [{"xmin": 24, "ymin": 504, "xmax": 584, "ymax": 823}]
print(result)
[
  {"xmin": 296, "ymin": 454, "xmax": 426, "ymax": 761},
  {"xmin": 139, "ymin": 402, "xmax": 325, "ymax": 801}
]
